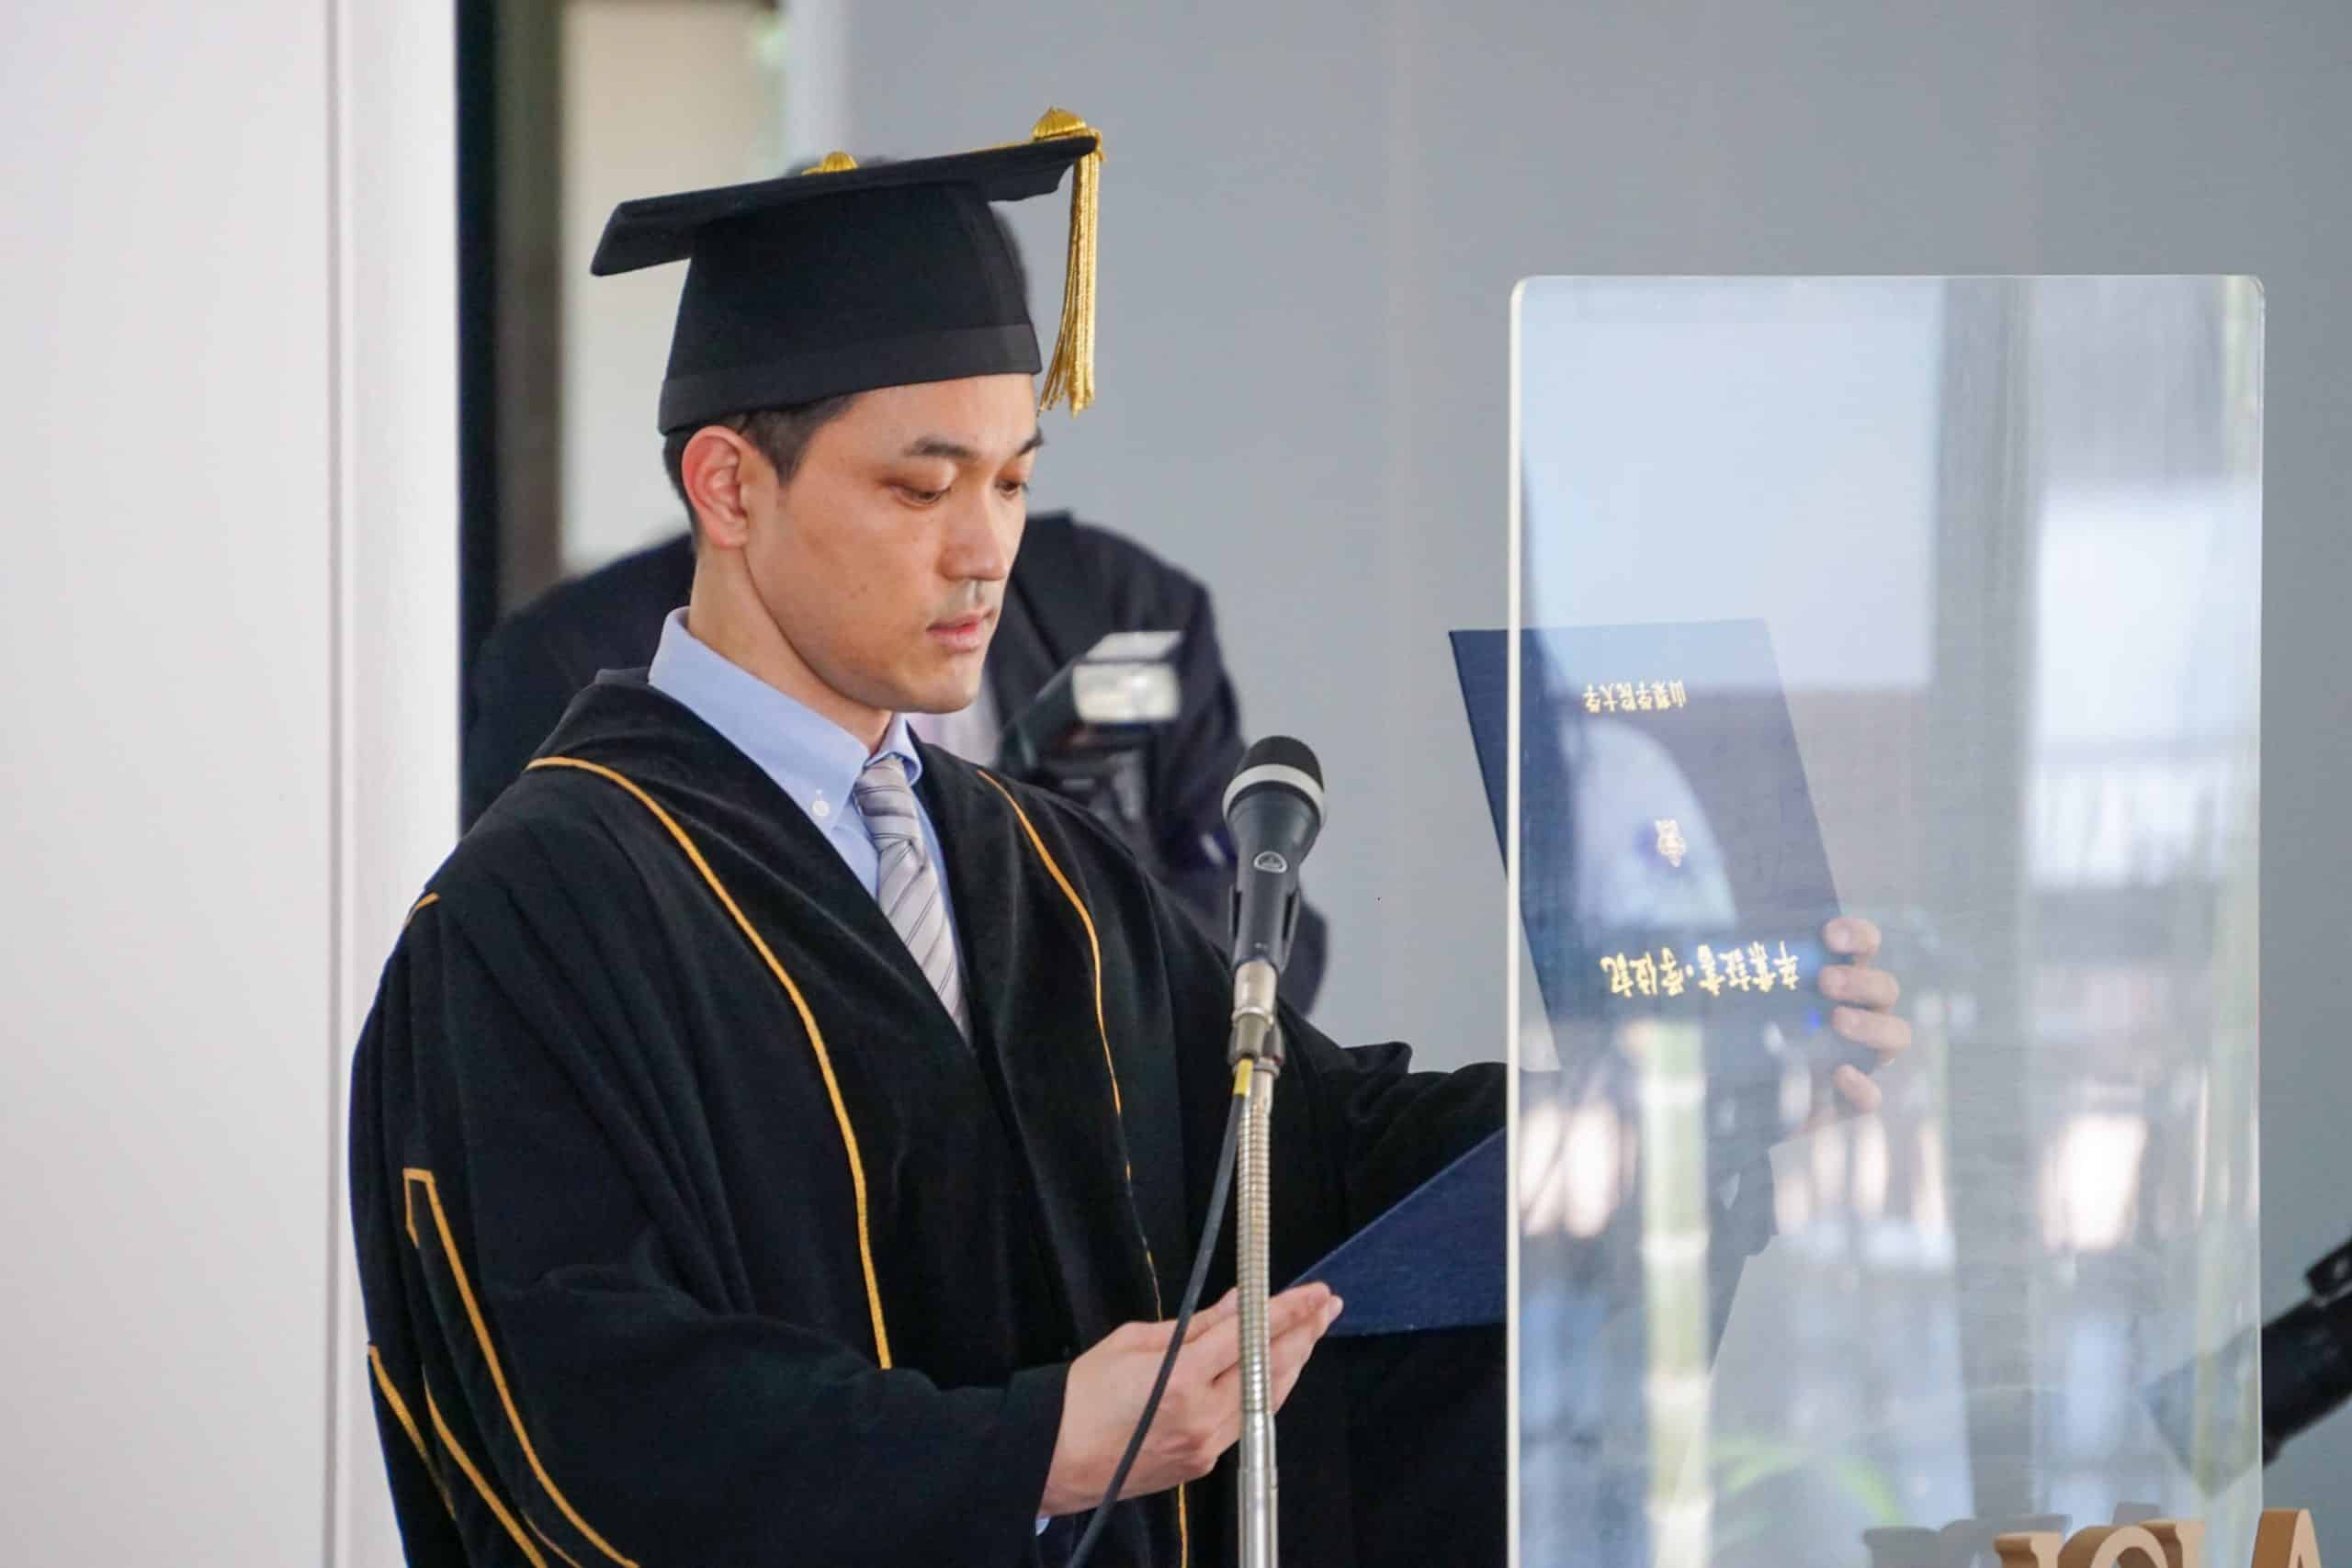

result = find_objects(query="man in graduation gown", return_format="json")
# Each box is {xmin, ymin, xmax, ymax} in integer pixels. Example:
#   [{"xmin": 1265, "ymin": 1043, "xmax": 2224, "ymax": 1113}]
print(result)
[{"xmin": 350, "ymin": 111, "xmax": 1911, "ymax": 1568}]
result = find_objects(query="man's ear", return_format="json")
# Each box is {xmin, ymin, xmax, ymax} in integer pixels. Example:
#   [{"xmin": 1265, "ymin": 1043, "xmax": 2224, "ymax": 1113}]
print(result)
[{"xmin": 680, "ymin": 426, "xmax": 761, "ymax": 550}]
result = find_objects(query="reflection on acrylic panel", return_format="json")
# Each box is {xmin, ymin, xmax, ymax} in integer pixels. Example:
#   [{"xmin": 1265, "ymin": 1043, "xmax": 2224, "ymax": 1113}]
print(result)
[{"xmin": 1501, "ymin": 277, "xmax": 2262, "ymax": 1568}]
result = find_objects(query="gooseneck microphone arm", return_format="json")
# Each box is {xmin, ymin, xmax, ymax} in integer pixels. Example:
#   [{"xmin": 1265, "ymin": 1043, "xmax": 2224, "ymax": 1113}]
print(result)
[
  {"xmin": 1063, "ymin": 737, "xmax": 1323, "ymax": 1568},
  {"xmin": 1218, "ymin": 737, "xmax": 1324, "ymax": 1568}
]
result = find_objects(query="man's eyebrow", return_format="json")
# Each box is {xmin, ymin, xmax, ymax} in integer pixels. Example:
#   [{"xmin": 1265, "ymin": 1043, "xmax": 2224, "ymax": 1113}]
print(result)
[{"xmin": 900, "ymin": 430, "xmax": 1046, "ymax": 462}]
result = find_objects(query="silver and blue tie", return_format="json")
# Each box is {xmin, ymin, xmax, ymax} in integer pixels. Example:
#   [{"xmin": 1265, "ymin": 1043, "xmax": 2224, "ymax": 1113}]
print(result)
[{"xmin": 852, "ymin": 754, "xmax": 969, "ymax": 1037}]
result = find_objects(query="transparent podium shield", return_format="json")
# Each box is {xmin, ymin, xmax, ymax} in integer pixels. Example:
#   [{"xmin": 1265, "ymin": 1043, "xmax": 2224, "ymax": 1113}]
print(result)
[{"xmin": 1498, "ymin": 277, "xmax": 2263, "ymax": 1567}]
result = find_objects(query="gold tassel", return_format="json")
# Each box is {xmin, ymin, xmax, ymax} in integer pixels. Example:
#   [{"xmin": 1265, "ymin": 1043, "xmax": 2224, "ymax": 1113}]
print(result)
[
  {"xmin": 802, "ymin": 151, "xmax": 859, "ymax": 175},
  {"xmin": 1029, "ymin": 107, "xmax": 1102, "ymax": 412}
]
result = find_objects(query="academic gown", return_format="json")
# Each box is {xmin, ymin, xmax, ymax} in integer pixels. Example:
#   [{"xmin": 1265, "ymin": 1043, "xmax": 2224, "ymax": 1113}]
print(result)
[{"xmin": 353, "ymin": 672, "xmax": 1498, "ymax": 1568}]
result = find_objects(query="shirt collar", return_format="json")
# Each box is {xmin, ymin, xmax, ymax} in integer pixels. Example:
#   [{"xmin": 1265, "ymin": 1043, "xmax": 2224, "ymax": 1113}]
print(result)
[{"xmin": 646, "ymin": 610, "xmax": 923, "ymax": 822}]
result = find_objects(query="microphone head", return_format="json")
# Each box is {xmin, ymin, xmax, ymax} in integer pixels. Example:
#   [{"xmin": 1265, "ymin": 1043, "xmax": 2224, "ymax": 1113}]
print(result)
[
  {"xmin": 1223, "ymin": 736, "xmax": 1326, "ymax": 828},
  {"xmin": 1223, "ymin": 738, "xmax": 1324, "ymax": 970}
]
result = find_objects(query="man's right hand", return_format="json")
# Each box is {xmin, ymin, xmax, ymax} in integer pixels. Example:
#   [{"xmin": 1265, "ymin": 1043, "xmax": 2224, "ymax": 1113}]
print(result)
[{"xmin": 1039, "ymin": 1281, "xmax": 1343, "ymax": 1517}]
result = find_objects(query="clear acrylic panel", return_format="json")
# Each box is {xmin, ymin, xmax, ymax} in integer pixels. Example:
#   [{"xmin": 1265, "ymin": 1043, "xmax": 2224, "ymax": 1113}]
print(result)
[{"xmin": 1501, "ymin": 277, "xmax": 2264, "ymax": 1567}]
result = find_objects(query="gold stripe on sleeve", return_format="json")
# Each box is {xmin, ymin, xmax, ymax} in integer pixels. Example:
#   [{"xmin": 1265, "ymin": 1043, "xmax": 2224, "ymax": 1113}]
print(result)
[
  {"xmin": 403, "ymin": 1169, "xmax": 640, "ymax": 1568},
  {"xmin": 367, "ymin": 1345, "xmax": 455, "ymax": 1519},
  {"xmin": 528, "ymin": 1514, "xmax": 590, "ymax": 1568},
  {"xmin": 424, "ymin": 1382, "xmax": 549, "ymax": 1568}
]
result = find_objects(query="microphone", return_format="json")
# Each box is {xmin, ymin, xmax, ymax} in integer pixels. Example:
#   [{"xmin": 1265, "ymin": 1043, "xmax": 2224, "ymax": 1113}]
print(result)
[{"xmin": 1222, "ymin": 737, "xmax": 1324, "ymax": 1063}]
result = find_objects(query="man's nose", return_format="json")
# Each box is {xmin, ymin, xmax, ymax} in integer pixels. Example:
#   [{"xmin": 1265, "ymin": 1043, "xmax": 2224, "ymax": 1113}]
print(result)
[{"xmin": 944, "ymin": 491, "xmax": 1015, "ymax": 582}]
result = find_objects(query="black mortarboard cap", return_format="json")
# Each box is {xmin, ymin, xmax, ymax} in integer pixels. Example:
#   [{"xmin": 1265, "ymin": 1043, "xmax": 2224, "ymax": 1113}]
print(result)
[{"xmin": 593, "ymin": 109, "xmax": 1104, "ymax": 433}]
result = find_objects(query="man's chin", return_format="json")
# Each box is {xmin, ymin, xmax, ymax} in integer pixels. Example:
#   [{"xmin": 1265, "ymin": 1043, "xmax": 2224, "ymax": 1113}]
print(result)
[
  {"xmin": 897, "ymin": 677, "xmax": 985, "ymax": 717},
  {"xmin": 884, "ymin": 641, "xmax": 992, "ymax": 716}
]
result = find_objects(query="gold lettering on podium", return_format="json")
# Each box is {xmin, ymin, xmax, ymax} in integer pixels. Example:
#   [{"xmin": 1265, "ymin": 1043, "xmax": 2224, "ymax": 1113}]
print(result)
[
  {"xmin": 2255, "ymin": 1511, "xmax": 2323, "ymax": 1568},
  {"xmin": 2150, "ymin": 1519, "xmax": 2210, "ymax": 1568},
  {"xmin": 2060, "ymin": 1526, "xmax": 2169, "ymax": 1567},
  {"xmin": 1991, "ymin": 1515, "xmax": 2312, "ymax": 1568},
  {"xmin": 1997, "ymin": 1533, "xmax": 2064, "ymax": 1568}
]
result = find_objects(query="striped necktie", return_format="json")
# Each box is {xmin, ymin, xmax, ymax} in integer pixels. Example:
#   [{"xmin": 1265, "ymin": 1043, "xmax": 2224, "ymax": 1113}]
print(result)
[{"xmin": 852, "ymin": 754, "xmax": 969, "ymax": 1036}]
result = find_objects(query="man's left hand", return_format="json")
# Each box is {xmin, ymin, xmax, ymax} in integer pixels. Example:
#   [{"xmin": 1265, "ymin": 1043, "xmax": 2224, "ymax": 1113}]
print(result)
[{"xmin": 1820, "ymin": 916, "xmax": 1908, "ymax": 1113}]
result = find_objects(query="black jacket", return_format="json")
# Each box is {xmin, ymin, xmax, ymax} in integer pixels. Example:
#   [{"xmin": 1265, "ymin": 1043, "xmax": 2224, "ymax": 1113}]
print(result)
[{"xmin": 462, "ymin": 515, "xmax": 1328, "ymax": 1010}]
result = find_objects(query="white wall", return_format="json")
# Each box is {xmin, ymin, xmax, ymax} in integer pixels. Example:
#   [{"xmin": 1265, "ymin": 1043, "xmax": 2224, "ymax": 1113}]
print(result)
[
  {"xmin": 0, "ymin": 3, "xmax": 454, "ymax": 1562},
  {"xmin": 560, "ymin": 0, "xmax": 782, "ymax": 574},
  {"xmin": 839, "ymin": 0, "xmax": 2352, "ymax": 1505},
  {"xmin": 331, "ymin": 5, "xmax": 460, "ymax": 1563}
]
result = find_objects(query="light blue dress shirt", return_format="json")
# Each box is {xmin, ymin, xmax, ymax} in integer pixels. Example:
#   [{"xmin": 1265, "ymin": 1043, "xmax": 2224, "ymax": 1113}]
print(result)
[{"xmin": 645, "ymin": 610, "xmax": 964, "ymax": 962}]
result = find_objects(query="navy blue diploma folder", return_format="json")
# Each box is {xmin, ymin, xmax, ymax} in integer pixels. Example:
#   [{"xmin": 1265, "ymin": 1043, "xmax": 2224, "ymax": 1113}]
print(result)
[
  {"xmin": 1294, "ymin": 1129, "xmax": 1506, "ymax": 1337},
  {"xmin": 1287, "ymin": 619, "xmax": 1856, "ymax": 1339}
]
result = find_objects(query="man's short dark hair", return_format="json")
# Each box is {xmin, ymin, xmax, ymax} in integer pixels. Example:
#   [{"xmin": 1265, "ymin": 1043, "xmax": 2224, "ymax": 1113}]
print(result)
[{"xmin": 662, "ymin": 395, "xmax": 857, "ymax": 532}]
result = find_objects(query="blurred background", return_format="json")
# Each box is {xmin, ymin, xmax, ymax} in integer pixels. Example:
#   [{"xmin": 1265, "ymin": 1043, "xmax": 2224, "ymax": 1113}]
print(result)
[{"xmin": 4, "ymin": 1, "xmax": 2349, "ymax": 1562}]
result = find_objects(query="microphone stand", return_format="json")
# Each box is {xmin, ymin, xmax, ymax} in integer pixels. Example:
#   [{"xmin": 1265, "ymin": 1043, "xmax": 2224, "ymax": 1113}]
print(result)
[{"xmin": 1228, "ymin": 956, "xmax": 1284, "ymax": 1568}]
